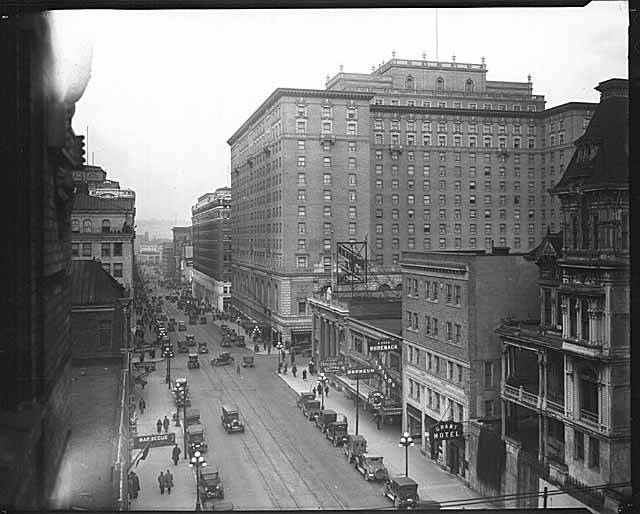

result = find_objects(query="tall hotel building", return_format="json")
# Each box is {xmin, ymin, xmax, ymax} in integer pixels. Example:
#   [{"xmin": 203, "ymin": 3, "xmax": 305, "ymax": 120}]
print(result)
[{"xmin": 227, "ymin": 55, "xmax": 596, "ymax": 344}]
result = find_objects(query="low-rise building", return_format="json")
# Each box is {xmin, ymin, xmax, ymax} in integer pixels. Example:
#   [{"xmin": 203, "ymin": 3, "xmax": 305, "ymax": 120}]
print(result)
[{"xmin": 400, "ymin": 249, "xmax": 539, "ymax": 481}]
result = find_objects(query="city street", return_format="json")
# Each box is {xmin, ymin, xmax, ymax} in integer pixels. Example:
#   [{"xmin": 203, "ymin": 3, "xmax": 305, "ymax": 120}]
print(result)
[{"xmin": 150, "ymin": 289, "xmax": 390, "ymax": 510}]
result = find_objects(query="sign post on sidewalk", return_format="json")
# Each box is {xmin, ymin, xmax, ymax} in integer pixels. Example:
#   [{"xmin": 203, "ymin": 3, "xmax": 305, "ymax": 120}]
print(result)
[{"xmin": 344, "ymin": 367, "xmax": 376, "ymax": 435}]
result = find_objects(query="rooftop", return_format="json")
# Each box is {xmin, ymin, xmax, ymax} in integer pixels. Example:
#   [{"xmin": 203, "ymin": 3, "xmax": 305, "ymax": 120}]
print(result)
[
  {"xmin": 72, "ymin": 192, "xmax": 135, "ymax": 212},
  {"xmin": 70, "ymin": 259, "xmax": 124, "ymax": 305}
]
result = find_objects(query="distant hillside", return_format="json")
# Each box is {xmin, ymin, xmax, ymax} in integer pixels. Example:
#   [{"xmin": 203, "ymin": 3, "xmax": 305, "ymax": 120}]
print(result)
[{"xmin": 136, "ymin": 218, "xmax": 191, "ymax": 240}]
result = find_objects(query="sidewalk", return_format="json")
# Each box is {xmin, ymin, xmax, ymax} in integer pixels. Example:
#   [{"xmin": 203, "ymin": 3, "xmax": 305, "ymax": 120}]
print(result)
[
  {"xmin": 275, "ymin": 362, "xmax": 498, "ymax": 509},
  {"xmin": 129, "ymin": 367, "xmax": 197, "ymax": 510}
]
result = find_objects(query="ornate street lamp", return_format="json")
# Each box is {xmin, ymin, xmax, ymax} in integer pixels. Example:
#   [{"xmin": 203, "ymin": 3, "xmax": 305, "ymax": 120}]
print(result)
[
  {"xmin": 175, "ymin": 383, "xmax": 188, "ymax": 458},
  {"xmin": 399, "ymin": 431, "xmax": 415, "ymax": 477},
  {"xmin": 189, "ymin": 449, "xmax": 207, "ymax": 511},
  {"xmin": 274, "ymin": 341, "xmax": 284, "ymax": 368},
  {"xmin": 317, "ymin": 372, "xmax": 329, "ymax": 410},
  {"xmin": 162, "ymin": 345, "xmax": 174, "ymax": 388}
]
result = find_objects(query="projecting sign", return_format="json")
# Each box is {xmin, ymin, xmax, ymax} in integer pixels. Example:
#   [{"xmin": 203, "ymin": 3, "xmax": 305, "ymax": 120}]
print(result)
[
  {"xmin": 429, "ymin": 421, "xmax": 463, "ymax": 441},
  {"xmin": 368, "ymin": 340, "xmax": 400, "ymax": 352},
  {"xmin": 320, "ymin": 357, "xmax": 345, "ymax": 371},
  {"xmin": 133, "ymin": 432, "xmax": 176, "ymax": 449},
  {"xmin": 345, "ymin": 367, "xmax": 377, "ymax": 378}
]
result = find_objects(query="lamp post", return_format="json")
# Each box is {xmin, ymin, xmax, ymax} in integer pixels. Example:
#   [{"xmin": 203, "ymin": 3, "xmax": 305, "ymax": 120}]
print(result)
[
  {"xmin": 175, "ymin": 383, "xmax": 188, "ymax": 459},
  {"xmin": 162, "ymin": 345, "xmax": 174, "ymax": 389},
  {"xmin": 317, "ymin": 372, "xmax": 329, "ymax": 410},
  {"xmin": 275, "ymin": 341, "xmax": 284, "ymax": 369},
  {"xmin": 189, "ymin": 450, "xmax": 207, "ymax": 511},
  {"xmin": 235, "ymin": 316, "xmax": 242, "ymax": 335},
  {"xmin": 399, "ymin": 431, "xmax": 414, "ymax": 477}
]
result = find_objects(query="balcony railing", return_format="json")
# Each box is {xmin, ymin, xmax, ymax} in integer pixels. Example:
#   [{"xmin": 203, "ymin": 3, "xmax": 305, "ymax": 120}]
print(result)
[
  {"xmin": 579, "ymin": 409, "xmax": 599, "ymax": 426},
  {"xmin": 546, "ymin": 398, "xmax": 565, "ymax": 415},
  {"xmin": 503, "ymin": 383, "xmax": 540, "ymax": 408}
]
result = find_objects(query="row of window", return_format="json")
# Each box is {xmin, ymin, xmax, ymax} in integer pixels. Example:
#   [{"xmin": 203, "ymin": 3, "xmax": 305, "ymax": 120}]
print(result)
[
  {"xmin": 374, "ymin": 120, "xmax": 537, "ymax": 136},
  {"xmin": 407, "ymin": 379, "xmax": 466, "ymax": 423},
  {"xmin": 72, "ymin": 219, "xmax": 115, "ymax": 233},
  {"xmin": 376, "ymin": 180, "xmax": 552, "ymax": 193},
  {"xmin": 100, "ymin": 262, "xmax": 124, "ymax": 277},
  {"xmin": 297, "ymin": 173, "xmax": 357, "ymax": 186},
  {"xmin": 296, "ymin": 104, "xmax": 358, "ymax": 120},
  {"xmin": 296, "ymin": 155, "xmax": 357, "ymax": 168},
  {"xmin": 377, "ymin": 221, "xmax": 554, "ymax": 236},
  {"xmin": 295, "ymin": 120, "xmax": 358, "ymax": 136},
  {"xmin": 374, "ymin": 207, "xmax": 539, "ymax": 220},
  {"xmin": 296, "ymin": 205, "xmax": 357, "ymax": 220},
  {"xmin": 297, "ymin": 140, "xmax": 358, "ymax": 153},
  {"xmin": 372, "ymin": 98, "xmax": 537, "ymax": 112},
  {"xmin": 375, "ymin": 163, "xmax": 562, "ymax": 178},
  {"xmin": 375, "ymin": 149, "xmax": 536, "ymax": 163},
  {"xmin": 406, "ymin": 279, "xmax": 462, "ymax": 305},
  {"xmin": 376, "ymin": 236, "xmax": 535, "ymax": 254},
  {"xmin": 375, "ymin": 133, "xmax": 537, "ymax": 149},
  {"xmin": 377, "ymin": 194, "xmax": 544, "ymax": 207},
  {"xmin": 406, "ymin": 312, "xmax": 463, "ymax": 344},
  {"xmin": 297, "ymin": 190, "xmax": 358, "ymax": 202},
  {"xmin": 72, "ymin": 242, "xmax": 124, "ymax": 257}
]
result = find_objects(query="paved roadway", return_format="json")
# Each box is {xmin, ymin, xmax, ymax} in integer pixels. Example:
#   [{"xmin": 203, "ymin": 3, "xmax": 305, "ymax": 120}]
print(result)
[{"xmin": 159, "ymin": 290, "xmax": 390, "ymax": 510}]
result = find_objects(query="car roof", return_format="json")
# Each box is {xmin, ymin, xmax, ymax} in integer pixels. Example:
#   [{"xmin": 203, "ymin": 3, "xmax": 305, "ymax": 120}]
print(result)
[
  {"xmin": 349, "ymin": 434, "xmax": 366, "ymax": 441},
  {"xmin": 222, "ymin": 404, "xmax": 239, "ymax": 411},
  {"xmin": 391, "ymin": 477, "xmax": 418, "ymax": 487},
  {"xmin": 186, "ymin": 425, "xmax": 204, "ymax": 433},
  {"xmin": 189, "ymin": 353, "xmax": 199, "ymax": 357},
  {"xmin": 322, "ymin": 409, "xmax": 337, "ymax": 415}
]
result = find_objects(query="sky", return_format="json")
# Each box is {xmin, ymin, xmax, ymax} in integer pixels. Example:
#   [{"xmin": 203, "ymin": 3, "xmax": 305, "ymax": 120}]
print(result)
[{"xmin": 51, "ymin": 2, "xmax": 628, "ymax": 223}]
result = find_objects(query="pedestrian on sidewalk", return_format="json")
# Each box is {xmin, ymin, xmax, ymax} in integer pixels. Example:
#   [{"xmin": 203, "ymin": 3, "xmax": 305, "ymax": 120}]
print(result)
[
  {"xmin": 290, "ymin": 352, "xmax": 295, "ymax": 365},
  {"xmin": 277, "ymin": 362, "xmax": 281, "ymax": 374},
  {"xmin": 165, "ymin": 470, "xmax": 174, "ymax": 495},
  {"xmin": 156, "ymin": 419, "xmax": 162, "ymax": 434},
  {"xmin": 302, "ymin": 369, "xmax": 307, "ymax": 380},
  {"xmin": 163, "ymin": 416, "xmax": 170, "ymax": 433},
  {"xmin": 130, "ymin": 471, "xmax": 140, "ymax": 499},
  {"xmin": 316, "ymin": 384, "xmax": 323, "ymax": 397},
  {"xmin": 158, "ymin": 471, "xmax": 166, "ymax": 494},
  {"xmin": 325, "ymin": 385, "xmax": 330, "ymax": 398},
  {"xmin": 292, "ymin": 364, "xmax": 297, "ymax": 377},
  {"xmin": 267, "ymin": 345, "xmax": 271, "ymax": 355},
  {"xmin": 128, "ymin": 473, "xmax": 135, "ymax": 500},
  {"xmin": 283, "ymin": 362, "xmax": 287, "ymax": 374},
  {"xmin": 138, "ymin": 398, "xmax": 146, "ymax": 415},
  {"xmin": 171, "ymin": 444, "xmax": 181, "ymax": 465},
  {"xmin": 236, "ymin": 363, "xmax": 241, "ymax": 375}
]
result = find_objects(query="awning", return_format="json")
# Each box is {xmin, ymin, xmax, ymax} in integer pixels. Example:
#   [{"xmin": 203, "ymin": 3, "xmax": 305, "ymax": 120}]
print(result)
[
  {"xmin": 289, "ymin": 327, "xmax": 311, "ymax": 334},
  {"xmin": 380, "ymin": 406, "xmax": 403, "ymax": 416},
  {"xmin": 406, "ymin": 403, "xmax": 422, "ymax": 421}
]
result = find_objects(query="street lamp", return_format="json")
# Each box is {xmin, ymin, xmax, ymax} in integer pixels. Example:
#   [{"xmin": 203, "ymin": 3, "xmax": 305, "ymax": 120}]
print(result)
[
  {"xmin": 189, "ymin": 449, "xmax": 207, "ymax": 511},
  {"xmin": 274, "ymin": 341, "xmax": 284, "ymax": 369},
  {"xmin": 235, "ymin": 316, "xmax": 242, "ymax": 335},
  {"xmin": 317, "ymin": 372, "xmax": 329, "ymax": 411},
  {"xmin": 398, "ymin": 431, "xmax": 414, "ymax": 477},
  {"xmin": 176, "ymin": 383, "xmax": 188, "ymax": 458},
  {"xmin": 162, "ymin": 345, "xmax": 174, "ymax": 389}
]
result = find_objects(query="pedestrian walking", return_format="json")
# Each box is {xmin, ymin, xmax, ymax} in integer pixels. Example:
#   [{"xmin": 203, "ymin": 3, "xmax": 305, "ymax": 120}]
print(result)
[
  {"xmin": 158, "ymin": 471, "xmax": 166, "ymax": 494},
  {"xmin": 316, "ymin": 384, "xmax": 323, "ymax": 396},
  {"xmin": 165, "ymin": 470, "xmax": 174, "ymax": 495},
  {"xmin": 277, "ymin": 362, "xmax": 282, "ymax": 374},
  {"xmin": 283, "ymin": 362, "xmax": 288, "ymax": 374},
  {"xmin": 292, "ymin": 364, "xmax": 297, "ymax": 377},
  {"xmin": 325, "ymin": 385, "xmax": 330, "ymax": 398},
  {"xmin": 291, "ymin": 352, "xmax": 295, "ymax": 365},
  {"xmin": 138, "ymin": 398, "xmax": 146, "ymax": 415},
  {"xmin": 128, "ymin": 473, "xmax": 135, "ymax": 500},
  {"xmin": 130, "ymin": 471, "xmax": 140, "ymax": 499},
  {"xmin": 302, "ymin": 369, "xmax": 307, "ymax": 381},
  {"xmin": 171, "ymin": 444, "xmax": 181, "ymax": 465},
  {"xmin": 236, "ymin": 363, "xmax": 241, "ymax": 375},
  {"xmin": 163, "ymin": 415, "xmax": 170, "ymax": 433},
  {"xmin": 267, "ymin": 345, "xmax": 271, "ymax": 355},
  {"xmin": 156, "ymin": 419, "xmax": 162, "ymax": 434}
]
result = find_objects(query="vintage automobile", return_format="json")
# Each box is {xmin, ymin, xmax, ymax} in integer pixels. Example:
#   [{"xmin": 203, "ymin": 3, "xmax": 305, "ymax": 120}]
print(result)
[
  {"xmin": 301, "ymin": 399, "xmax": 322, "ymax": 421},
  {"xmin": 296, "ymin": 391, "xmax": 316, "ymax": 409},
  {"xmin": 221, "ymin": 404, "xmax": 245, "ymax": 433},
  {"xmin": 236, "ymin": 335, "xmax": 246, "ymax": 347},
  {"xmin": 198, "ymin": 341, "xmax": 209, "ymax": 354},
  {"xmin": 325, "ymin": 421, "xmax": 349, "ymax": 447},
  {"xmin": 211, "ymin": 352, "xmax": 234, "ymax": 367},
  {"xmin": 220, "ymin": 324, "xmax": 229, "ymax": 333},
  {"xmin": 355, "ymin": 454, "xmax": 388, "ymax": 481},
  {"xmin": 188, "ymin": 354, "xmax": 200, "ymax": 369},
  {"xmin": 185, "ymin": 408, "xmax": 201, "ymax": 426},
  {"xmin": 199, "ymin": 466, "xmax": 224, "ymax": 499},
  {"xmin": 178, "ymin": 341, "xmax": 189, "ymax": 353},
  {"xmin": 168, "ymin": 318, "xmax": 176, "ymax": 331},
  {"xmin": 189, "ymin": 314, "xmax": 198, "ymax": 325},
  {"xmin": 383, "ymin": 477, "xmax": 420, "ymax": 509},
  {"xmin": 186, "ymin": 334, "xmax": 196, "ymax": 346},
  {"xmin": 221, "ymin": 337, "xmax": 232, "ymax": 348},
  {"xmin": 178, "ymin": 321, "xmax": 187, "ymax": 331},
  {"xmin": 186, "ymin": 424, "xmax": 208, "ymax": 454},
  {"xmin": 315, "ymin": 409, "xmax": 341, "ymax": 432},
  {"xmin": 241, "ymin": 355, "xmax": 254, "ymax": 368},
  {"xmin": 344, "ymin": 434, "xmax": 367, "ymax": 463},
  {"xmin": 199, "ymin": 315, "xmax": 207, "ymax": 324}
]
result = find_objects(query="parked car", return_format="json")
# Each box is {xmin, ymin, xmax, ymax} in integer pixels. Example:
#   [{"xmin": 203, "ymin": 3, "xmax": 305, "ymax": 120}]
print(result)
[
  {"xmin": 189, "ymin": 314, "xmax": 198, "ymax": 325},
  {"xmin": 199, "ymin": 467, "xmax": 224, "ymax": 499},
  {"xmin": 241, "ymin": 355, "xmax": 254, "ymax": 368},
  {"xmin": 296, "ymin": 391, "xmax": 315, "ymax": 409},
  {"xmin": 315, "ymin": 409, "xmax": 339, "ymax": 432},
  {"xmin": 178, "ymin": 321, "xmax": 187, "ymax": 331},
  {"xmin": 186, "ymin": 334, "xmax": 196, "ymax": 346},
  {"xmin": 344, "ymin": 434, "xmax": 367, "ymax": 463},
  {"xmin": 199, "ymin": 316, "xmax": 207, "ymax": 324},
  {"xmin": 186, "ymin": 424, "xmax": 208, "ymax": 455},
  {"xmin": 185, "ymin": 408, "xmax": 201, "ymax": 426},
  {"xmin": 211, "ymin": 352, "xmax": 234, "ymax": 367},
  {"xmin": 301, "ymin": 399, "xmax": 322, "ymax": 421},
  {"xmin": 221, "ymin": 404, "xmax": 245, "ymax": 433},
  {"xmin": 198, "ymin": 341, "xmax": 209, "ymax": 354},
  {"xmin": 188, "ymin": 354, "xmax": 200, "ymax": 369},
  {"xmin": 325, "ymin": 421, "xmax": 349, "ymax": 446},
  {"xmin": 221, "ymin": 337, "xmax": 231, "ymax": 348},
  {"xmin": 383, "ymin": 477, "xmax": 420, "ymax": 509},
  {"xmin": 355, "ymin": 454, "xmax": 388, "ymax": 481}
]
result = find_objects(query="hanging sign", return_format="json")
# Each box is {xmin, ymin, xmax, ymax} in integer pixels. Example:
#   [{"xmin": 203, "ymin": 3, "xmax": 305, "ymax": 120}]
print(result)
[
  {"xmin": 345, "ymin": 367, "xmax": 377, "ymax": 379},
  {"xmin": 368, "ymin": 340, "xmax": 400, "ymax": 352},
  {"xmin": 133, "ymin": 432, "xmax": 176, "ymax": 449},
  {"xmin": 430, "ymin": 421, "xmax": 463, "ymax": 441}
]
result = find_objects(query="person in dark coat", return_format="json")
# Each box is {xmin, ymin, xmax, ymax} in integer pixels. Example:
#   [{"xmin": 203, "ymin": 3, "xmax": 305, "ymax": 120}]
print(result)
[
  {"xmin": 316, "ymin": 384, "xmax": 323, "ymax": 396},
  {"xmin": 156, "ymin": 418, "xmax": 163, "ymax": 434},
  {"xmin": 171, "ymin": 444, "xmax": 181, "ymax": 465},
  {"xmin": 158, "ymin": 471, "xmax": 166, "ymax": 494},
  {"xmin": 283, "ymin": 362, "xmax": 287, "ymax": 374},
  {"xmin": 302, "ymin": 369, "xmax": 307, "ymax": 380},
  {"xmin": 164, "ymin": 470, "xmax": 174, "ymax": 495},
  {"xmin": 163, "ymin": 416, "xmax": 170, "ymax": 433},
  {"xmin": 290, "ymin": 352, "xmax": 295, "ymax": 365},
  {"xmin": 130, "ymin": 471, "xmax": 140, "ymax": 499},
  {"xmin": 292, "ymin": 364, "xmax": 297, "ymax": 377},
  {"xmin": 325, "ymin": 385, "xmax": 330, "ymax": 398},
  {"xmin": 138, "ymin": 398, "xmax": 146, "ymax": 415},
  {"xmin": 128, "ymin": 473, "xmax": 135, "ymax": 500}
]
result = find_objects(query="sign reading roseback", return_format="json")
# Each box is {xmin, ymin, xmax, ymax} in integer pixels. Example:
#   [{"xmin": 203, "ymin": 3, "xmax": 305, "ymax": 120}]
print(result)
[
  {"xmin": 345, "ymin": 367, "xmax": 377, "ymax": 379},
  {"xmin": 368, "ymin": 339, "xmax": 400, "ymax": 352},
  {"xmin": 429, "ymin": 421, "xmax": 463, "ymax": 441},
  {"xmin": 133, "ymin": 432, "xmax": 176, "ymax": 449}
]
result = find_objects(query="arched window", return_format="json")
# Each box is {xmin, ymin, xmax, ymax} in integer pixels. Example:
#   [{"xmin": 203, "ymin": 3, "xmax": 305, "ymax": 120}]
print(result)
[
  {"xmin": 82, "ymin": 219, "xmax": 92, "ymax": 233},
  {"xmin": 436, "ymin": 77, "xmax": 445, "ymax": 91},
  {"xmin": 71, "ymin": 219, "xmax": 80, "ymax": 233},
  {"xmin": 465, "ymin": 79, "xmax": 474, "ymax": 93},
  {"xmin": 378, "ymin": 283, "xmax": 391, "ymax": 291},
  {"xmin": 405, "ymin": 75, "xmax": 415, "ymax": 90},
  {"xmin": 102, "ymin": 219, "xmax": 111, "ymax": 233}
]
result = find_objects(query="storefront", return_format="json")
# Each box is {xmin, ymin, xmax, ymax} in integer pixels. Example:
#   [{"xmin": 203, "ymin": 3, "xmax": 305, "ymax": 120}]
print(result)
[
  {"xmin": 424, "ymin": 414, "xmax": 442, "ymax": 462},
  {"xmin": 406, "ymin": 404, "xmax": 422, "ymax": 439}
]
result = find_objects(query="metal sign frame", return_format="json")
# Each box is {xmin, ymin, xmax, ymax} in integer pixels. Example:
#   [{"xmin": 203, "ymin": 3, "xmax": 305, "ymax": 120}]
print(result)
[
  {"xmin": 336, "ymin": 241, "xmax": 367, "ymax": 286},
  {"xmin": 133, "ymin": 432, "xmax": 176, "ymax": 449}
]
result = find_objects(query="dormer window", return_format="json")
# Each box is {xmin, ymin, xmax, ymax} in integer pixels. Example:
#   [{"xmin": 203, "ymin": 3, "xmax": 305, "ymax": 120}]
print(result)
[
  {"xmin": 465, "ymin": 79, "xmax": 474, "ymax": 93},
  {"xmin": 436, "ymin": 77, "xmax": 445, "ymax": 91}
]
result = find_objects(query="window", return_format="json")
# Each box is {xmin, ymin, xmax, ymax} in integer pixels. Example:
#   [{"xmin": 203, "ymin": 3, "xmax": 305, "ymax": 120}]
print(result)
[
  {"xmin": 297, "ymin": 140, "xmax": 305, "ymax": 151},
  {"xmin": 455, "ymin": 323, "xmax": 461, "ymax": 343},
  {"xmin": 589, "ymin": 437, "xmax": 600, "ymax": 469},
  {"xmin": 298, "ymin": 222, "xmax": 306, "ymax": 234},
  {"xmin": 297, "ymin": 190, "xmax": 306, "ymax": 201},
  {"xmin": 101, "ymin": 243, "xmax": 111, "ymax": 257},
  {"xmin": 323, "ymin": 156, "xmax": 332, "ymax": 167},
  {"xmin": 347, "ymin": 123, "xmax": 357, "ymax": 136},
  {"xmin": 323, "ymin": 173, "xmax": 332, "ymax": 185},
  {"xmin": 113, "ymin": 263, "xmax": 123, "ymax": 277},
  {"xmin": 98, "ymin": 320, "xmax": 112, "ymax": 347},
  {"xmin": 348, "ymin": 206, "xmax": 357, "ymax": 218},
  {"xmin": 71, "ymin": 219, "xmax": 80, "ymax": 233},
  {"xmin": 348, "ymin": 157, "xmax": 356, "ymax": 170},
  {"xmin": 296, "ymin": 120, "xmax": 306, "ymax": 134},
  {"xmin": 484, "ymin": 361, "xmax": 494, "ymax": 387},
  {"xmin": 71, "ymin": 243, "xmax": 79, "ymax": 257},
  {"xmin": 297, "ymin": 156, "xmax": 305, "ymax": 167},
  {"xmin": 297, "ymin": 239, "xmax": 306, "ymax": 250},
  {"xmin": 348, "ymin": 222, "xmax": 356, "ymax": 235},
  {"xmin": 82, "ymin": 243, "xmax": 91, "ymax": 257},
  {"xmin": 485, "ymin": 400, "xmax": 494, "ymax": 417},
  {"xmin": 348, "ymin": 174, "xmax": 357, "ymax": 185},
  {"xmin": 296, "ymin": 256, "xmax": 308, "ymax": 268},
  {"xmin": 575, "ymin": 430, "xmax": 584, "ymax": 460},
  {"xmin": 375, "ymin": 150, "xmax": 383, "ymax": 160},
  {"xmin": 101, "ymin": 219, "xmax": 111, "ymax": 233},
  {"xmin": 101, "ymin": 262, "xmax": 111, "ymax": 274},
  {"xmin": 82, "ymin": 219, "xmax": 92, "ymax": 233},
  {"xmin": 323, "ymin": 206, "xmax": 332, "ymax": 217},
  {"xmin": 465, "ymin": 79, "xmax": 474, "ymax": 93},
  {"xmin": 298, "ymin": 206, "xmax": 306, "ymax": 217},
  {"xmin": 436, "ymin": 77, "xmax": 445, "ymax": 91},
  {"xmin": 298, "ymin": 173, "xmax": 306, "ymax": 184}
]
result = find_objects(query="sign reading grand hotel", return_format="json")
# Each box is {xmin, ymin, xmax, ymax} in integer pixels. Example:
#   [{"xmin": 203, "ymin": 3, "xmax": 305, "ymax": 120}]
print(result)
[
  {"xmin": 430, "ymin": 421, "xmax": 463, "ymax": 441},
  {"xmin": 368, "ymin": 339, "xmax": 400, "ymax": 352},
  {"xmin": 133, "ymin": 432, "xmax": 176, "ymax": 449}
]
